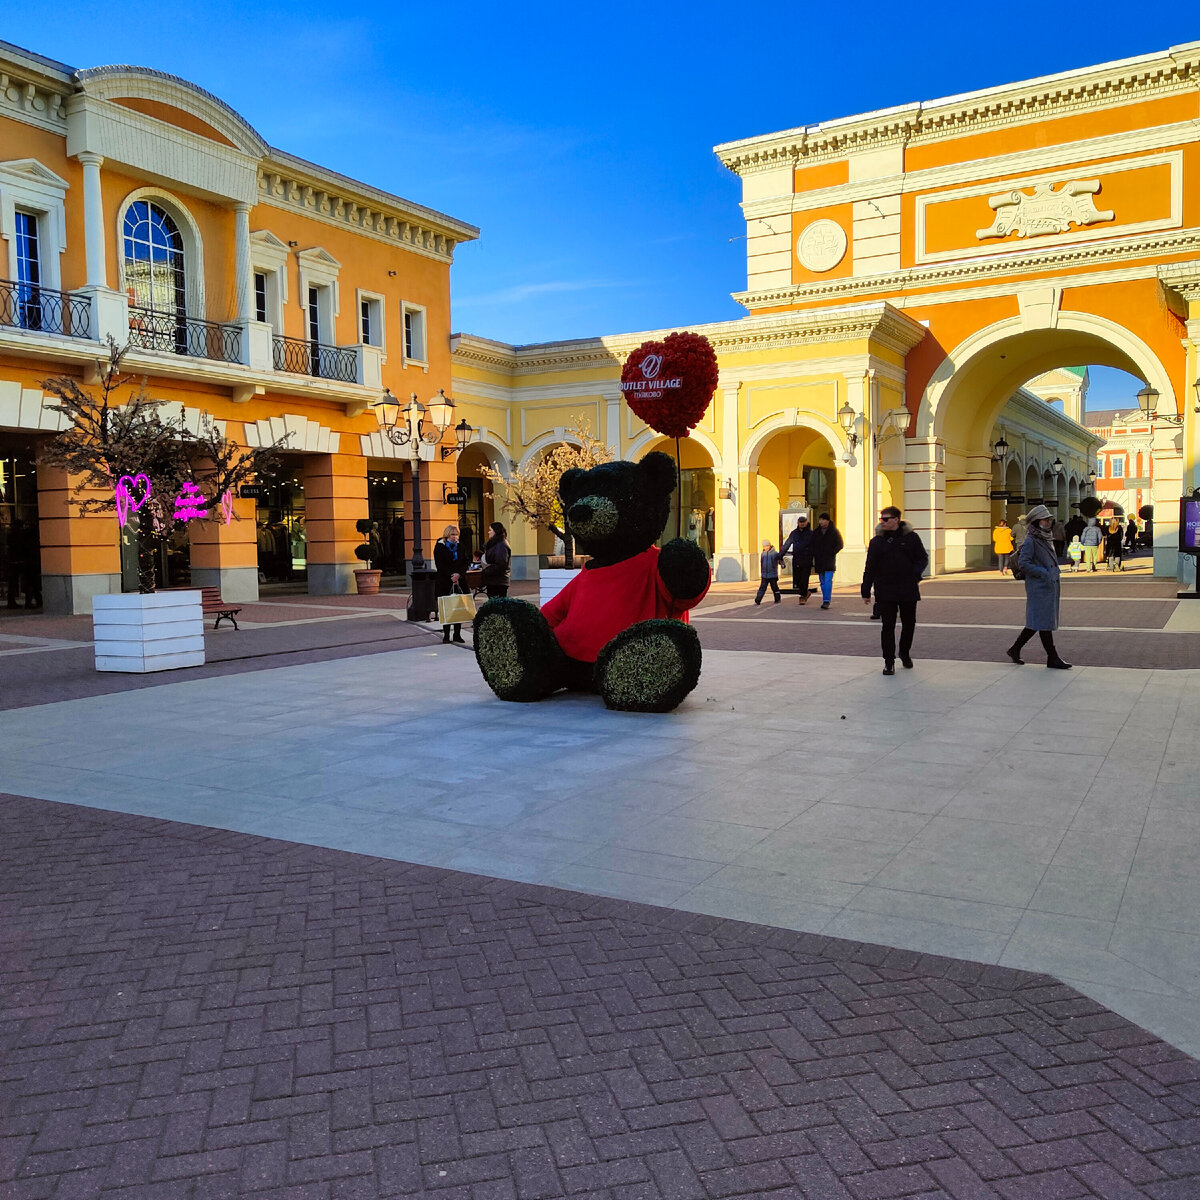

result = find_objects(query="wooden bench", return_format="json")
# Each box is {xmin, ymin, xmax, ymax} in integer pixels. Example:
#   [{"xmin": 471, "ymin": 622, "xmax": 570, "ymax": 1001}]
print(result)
[{"xmin": 168, "ymin": 586, "xmax": 242, "ymax": 630}]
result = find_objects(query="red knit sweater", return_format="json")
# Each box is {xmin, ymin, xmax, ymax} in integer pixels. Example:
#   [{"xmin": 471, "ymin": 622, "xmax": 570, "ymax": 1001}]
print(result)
[{"xmin": 541, "ymin": 546, "xmax": 710, "ymax": 663}]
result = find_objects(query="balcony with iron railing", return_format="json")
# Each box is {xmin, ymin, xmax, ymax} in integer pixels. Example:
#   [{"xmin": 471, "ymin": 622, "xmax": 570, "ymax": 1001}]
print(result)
[
  {"xmin": 0, "ymin": 279, "xmax": 91, "ymax": 339},
  {"xmin": 272, "ymin": 335, "xmax": 358, "ymax": 383},
  {"xmin": 127, "ymin": 306, "xmax": 242, "ymax": 365}
]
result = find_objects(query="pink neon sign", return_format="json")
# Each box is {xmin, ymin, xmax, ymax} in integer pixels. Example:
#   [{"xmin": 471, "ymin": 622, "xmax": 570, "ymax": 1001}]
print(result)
[{"xmin": 114, "ymin": 474, "xmax": 151, "ymax": 528}]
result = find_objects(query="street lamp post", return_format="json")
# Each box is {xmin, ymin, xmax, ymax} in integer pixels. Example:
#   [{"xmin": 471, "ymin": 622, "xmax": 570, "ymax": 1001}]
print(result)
[{"xmin": 371, "ymin": 388, "xmax": 458, "ymax": 622}]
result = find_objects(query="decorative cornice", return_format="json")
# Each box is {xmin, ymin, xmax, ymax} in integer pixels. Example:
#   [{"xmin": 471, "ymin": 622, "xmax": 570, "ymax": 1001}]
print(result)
[
  {"xmin": 0, "ymin": 61, "xmax": 69, "ymax": 134},
  {"xmin": 715, "ymin": 44, "xmax": 1200, "ymax": 174},
  {"xmin": 735, "ymin": 227, "xmax": 1200, "ymax": 311},
  {"xmin": 452, "ymin": 303, "xmax": 927, "ymax": 376},
  {"xmin": 1158, "ymin": 261, "xmax": 1200, "ymax": 303},
  {"xmin": 258, "ymin": 160, "xmax": 477, "ymax": 264}
]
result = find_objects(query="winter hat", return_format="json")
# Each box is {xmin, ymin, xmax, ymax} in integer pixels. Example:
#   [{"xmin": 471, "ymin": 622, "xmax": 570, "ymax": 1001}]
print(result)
[{"xmin": 1027, "ymin": 504, "xmax": 1053, "ymax": 523}]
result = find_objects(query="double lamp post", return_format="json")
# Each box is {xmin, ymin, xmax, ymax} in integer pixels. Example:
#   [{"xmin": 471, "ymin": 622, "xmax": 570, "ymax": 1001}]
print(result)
[{"xmin": 371, "ymin": 387, "xmax": 474, "ymax": 622}]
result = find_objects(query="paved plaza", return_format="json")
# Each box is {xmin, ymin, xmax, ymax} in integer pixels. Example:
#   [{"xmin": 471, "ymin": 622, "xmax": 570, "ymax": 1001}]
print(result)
[{"xmin": 3, "ymin": 573, "xmax": 1200, "ymax": 1197}]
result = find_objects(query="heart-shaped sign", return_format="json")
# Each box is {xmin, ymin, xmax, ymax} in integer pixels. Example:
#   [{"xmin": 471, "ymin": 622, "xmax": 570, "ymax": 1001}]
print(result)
[
  {"xmin": 620, "ymin": 331, "xmax": 719, "ymax": 439},
  {"xmin": 114, "ymin": 473, "xmax": 152, "ymax": 528},
  {"xmin": 220, "ymin": 490, "xmax": 234, "ymax": 525}
]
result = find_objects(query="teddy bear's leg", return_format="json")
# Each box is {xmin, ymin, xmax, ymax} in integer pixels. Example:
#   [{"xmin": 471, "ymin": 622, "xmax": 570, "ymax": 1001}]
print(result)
[
  {"xmin": 594, "ymin": 619, "xmax": 702, "ymax": 713},
  {"xmin": 473, "ymin": 598, "xmax": 566, "ymax": 702}
]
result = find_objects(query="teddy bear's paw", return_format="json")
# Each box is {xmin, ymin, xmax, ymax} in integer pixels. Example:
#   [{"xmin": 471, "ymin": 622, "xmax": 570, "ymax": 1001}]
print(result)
[
  {"xmin": 594, "ymin": 619, "xmax": 702, "ymax": 713},
  {"xmin": 473, "ymin": 598, "xmax": 563, "ymax": 702}
]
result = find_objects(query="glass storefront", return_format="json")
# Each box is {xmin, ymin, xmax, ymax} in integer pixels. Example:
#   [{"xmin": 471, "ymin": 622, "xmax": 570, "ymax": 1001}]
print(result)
[
  {"xmin": 658, "ymin": 467, "xmax": 715, "ymax": 558},
  {"xmin": 0, "ymin": 438, "xmax": 41, "ymax": 608},
  {"xmin": 255, "ymin": 464, "xmax": 306, "ymax": 584},
  {"xmin": 367, "ymin": 471, "xmax": 406, "ymax": 576},
  {"xmin": 119, "ymin": 521, "xmax": 190, "ymax": 592}
]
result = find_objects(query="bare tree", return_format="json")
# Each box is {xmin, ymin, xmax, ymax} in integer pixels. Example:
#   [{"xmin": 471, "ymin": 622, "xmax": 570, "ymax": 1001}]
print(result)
[
  {"xmin": 480, "ymin": 420, "xmax": 614, "ymax": 568},
  {"xmin": 40, "ymin": 340, "xmax": 288, "ymax": 594}
]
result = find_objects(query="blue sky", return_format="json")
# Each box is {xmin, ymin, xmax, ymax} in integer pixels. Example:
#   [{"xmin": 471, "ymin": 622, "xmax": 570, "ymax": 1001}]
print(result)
[{"xmin": 6, "ymin": 3, "xmax": 1192, "ymax": 408}]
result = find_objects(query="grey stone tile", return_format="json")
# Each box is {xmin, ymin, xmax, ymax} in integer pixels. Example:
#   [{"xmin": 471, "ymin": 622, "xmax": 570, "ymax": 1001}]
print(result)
[
  {"xmin": 544, "ymin": 864, "xmax": 694, "ymax": 907},
  {"xmin": 673, "ymin": 885, "xmax": 840, "ymax": 933},
  {"xmin": 1028, "ymin": 866, "xmax": 1128, "ymax": 922},
  {"xmin": 575, "ymin": 845, "xmax": 724, "ymax": 884},
  {"xmin": 907, "ymin": 814, "xmax": 1063, "ymax": 862},
  {"xmin": 845, "ymin": 886, "xmax": 1023, "ymax": 935},
  {"xmin": 1051, "ymin": 830, "xmax": 1140, "ymax": 873},
  {"xmin": 871, "ymin": 847, "xmax": 1047, "ymax": 908},
  {"xmin": 1118, "ymin": 869, "xmax": 1200, "ymax": 933},
  {"xmin": 701, "ymin": 863, "xmax": 864, "ymax": 907},
  {"xmin": 820, "ymin": 910, "xmax": 1010, "ymax": 965},
  {"xmin": 610, "ymin": 814, "xmax": 771, "ymax": 862},
  {"xmin": 940, "ymin": 789, "xmax": 1081, "ymax": 830},
  {"xmin": 733, "ymin": 831, "xmax": 897, "ymax": 884},
  {"xmin": 774, "ymin": 802, "xmax": 932, "ymax": 849},
  {"xmin": 671, "ymin": 786, "xmax": 829, "ymax": 828},
  {"xmin": 820, "ymin": 776, "xmax": 960, "ymax": 814}
]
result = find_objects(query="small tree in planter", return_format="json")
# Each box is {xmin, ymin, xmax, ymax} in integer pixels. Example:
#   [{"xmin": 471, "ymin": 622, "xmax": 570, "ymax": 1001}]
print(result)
[
  {"xmin": 354, "ymin": 518, "xmax": 382, "ymax": 594},
  {"xmin": 479, "ymin": 419, "xmax": 613, "ymax": 570}
]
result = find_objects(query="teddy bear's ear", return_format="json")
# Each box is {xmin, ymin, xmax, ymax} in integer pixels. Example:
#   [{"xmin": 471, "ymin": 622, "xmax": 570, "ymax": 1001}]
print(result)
[
  {"xmin": 559, "ymin": 468, "xmax": 586, "ymax": 499},
  {"xmin": 639, "ymin": 452, "xmax": 677, "ymax": 497}
]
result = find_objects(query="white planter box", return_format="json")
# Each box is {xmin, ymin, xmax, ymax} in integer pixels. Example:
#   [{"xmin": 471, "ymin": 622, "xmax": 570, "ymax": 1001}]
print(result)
[
  {"xmin": 93, "ymin": 590, "xmax": 206, "ymax": 673},
  {"xmin": 539, "ymin": 567, "xmax": 581, "ymax": 607}
]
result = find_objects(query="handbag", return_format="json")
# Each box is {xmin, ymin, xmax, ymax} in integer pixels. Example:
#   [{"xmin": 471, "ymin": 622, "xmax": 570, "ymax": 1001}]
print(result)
[{"xmin": 437, "ymin": 583, "xmax": 476, "ymax": 625}]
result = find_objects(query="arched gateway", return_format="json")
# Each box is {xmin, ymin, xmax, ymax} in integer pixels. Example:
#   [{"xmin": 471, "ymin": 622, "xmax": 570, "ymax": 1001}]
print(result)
[
  {"xmin": 716, "ymin": 42, "xmax": 1200, "ymax": 578},
  {"xmin": 453, "ymin": 43, "xmax": 1198, "ymax": 582}
]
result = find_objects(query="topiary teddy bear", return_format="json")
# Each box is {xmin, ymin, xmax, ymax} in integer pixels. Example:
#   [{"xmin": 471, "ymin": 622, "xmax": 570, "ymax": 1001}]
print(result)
[{"xmin": 473, "ymin": 451, "xmax": 711, "ymax": 711}]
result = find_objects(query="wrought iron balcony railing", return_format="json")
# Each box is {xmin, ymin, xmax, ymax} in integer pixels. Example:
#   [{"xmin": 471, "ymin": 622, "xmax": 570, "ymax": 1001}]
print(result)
[
  {"xmin": 0, "ymin": 279, "xmax": 91, "ymax": 339},
  {"xmin": 127, "ymin": 306, "xmax": 242, "ymax": 364},
  {"xmin": 272, "ymin": 335, "xmax": 357, "ymax": 383}
]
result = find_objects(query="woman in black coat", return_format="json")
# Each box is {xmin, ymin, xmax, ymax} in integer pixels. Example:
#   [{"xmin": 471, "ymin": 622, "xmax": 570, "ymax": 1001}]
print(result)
[
  {"xmin": 433, "ymin": 524, "xmax": 466, "ymax": 644},
  {"xmin": 480, "ymin": 521, "xmax": 512, "ymax": 598}
]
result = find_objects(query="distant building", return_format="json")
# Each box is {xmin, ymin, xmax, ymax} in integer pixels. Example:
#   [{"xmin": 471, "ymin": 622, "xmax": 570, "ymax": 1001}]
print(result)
[{"xmin": 1085, "ymin": 410, "xmax": 1155, "ymax": 519}]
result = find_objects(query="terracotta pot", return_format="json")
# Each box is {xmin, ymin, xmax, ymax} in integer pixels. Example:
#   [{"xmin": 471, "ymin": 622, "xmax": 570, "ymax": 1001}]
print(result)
[
  {"xmin": 547, "ymin": 554, "xmax": 591, "ymax": 568},
  {"xmin": 354, "ymin": 569, "xmax": 382, "ymax": 595}
]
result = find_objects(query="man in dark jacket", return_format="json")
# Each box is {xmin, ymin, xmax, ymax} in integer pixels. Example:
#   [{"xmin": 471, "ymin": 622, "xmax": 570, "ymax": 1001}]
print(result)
[
  {"xmin": 810, "ymin": 513, "xmax": 844, "ymax": 610},
  {"xmin": 861, "ymin": 505, "xmax": 928, "ymax": 676},
  {"xmin": 779, "ymin": 514, "xmax": 815, "ymax": 604}
]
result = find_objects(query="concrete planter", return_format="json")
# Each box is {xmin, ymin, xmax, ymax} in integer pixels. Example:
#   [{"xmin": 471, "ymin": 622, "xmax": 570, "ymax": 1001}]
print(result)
[
  {"xmin": 93, "ymin": 590, "xmax": 205, "ymax": 674},
  {"xmin": 539, "ymin": 567, "xmax": 581, "ymax": 607}
]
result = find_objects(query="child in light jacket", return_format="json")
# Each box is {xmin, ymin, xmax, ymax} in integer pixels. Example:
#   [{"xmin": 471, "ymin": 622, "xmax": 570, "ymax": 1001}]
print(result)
[{"xmin": 756, "ymin": 540, "xmax": 783, "ymax": 605}]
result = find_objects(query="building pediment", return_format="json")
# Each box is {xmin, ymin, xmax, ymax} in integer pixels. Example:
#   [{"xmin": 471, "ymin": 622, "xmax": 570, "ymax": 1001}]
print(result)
[{"xmin": 0, "ymin": 158, "xmax": 69, "ymax": 190}]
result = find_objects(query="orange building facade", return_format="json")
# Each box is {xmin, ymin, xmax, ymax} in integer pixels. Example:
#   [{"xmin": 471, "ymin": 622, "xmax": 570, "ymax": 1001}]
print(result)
[{"xmin": 0, "ymin": 40, "xmax": 477, "ymax": 613}]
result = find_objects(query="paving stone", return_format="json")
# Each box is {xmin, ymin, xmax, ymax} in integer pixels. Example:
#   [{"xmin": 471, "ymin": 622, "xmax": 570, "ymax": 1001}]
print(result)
[{"xmin": 4, "ymin": 794, "xmax": 1200, "ymax": 1200}]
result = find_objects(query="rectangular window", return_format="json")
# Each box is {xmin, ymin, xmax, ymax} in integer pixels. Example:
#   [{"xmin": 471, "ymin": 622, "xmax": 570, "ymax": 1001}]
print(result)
[
  {"xmin": 308, "ymin": 286, "xmax": 321, "ymax": 344},
  {"xmin": 1111, "ymin": 457, "xmax": 1124, "ymax": 478},
  {"xmin": 360, "ymin": 299, "xmax": 371, "ymax": 347},
  {"xmin": 254, "ymin": 272, "xmax": 268, "ymax": 324},
  {"xmin": 358, "ymin": 293, "xmax": 384, "ymax": 348},
  {"xmin": 403, "ymin": 304, "xmax": 426, "ymax": 362},
  {"xmin": 13, "ymin": 211, "xmax": 42, "ymax": 331}
]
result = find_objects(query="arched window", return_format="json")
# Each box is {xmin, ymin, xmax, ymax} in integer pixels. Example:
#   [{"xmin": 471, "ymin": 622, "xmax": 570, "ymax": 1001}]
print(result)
[
  {"xmin": 123, "ymin": 200, "xmax": 187, "ymax": 353},
  {"xmin": 123, "ymin": 200, "xmax": 185, "ymax": 314}
]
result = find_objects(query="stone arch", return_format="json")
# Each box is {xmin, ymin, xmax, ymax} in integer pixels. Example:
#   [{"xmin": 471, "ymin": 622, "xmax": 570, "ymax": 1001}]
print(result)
[
  {"xmin": 917, "ymin": 312, "xmax": 1176, "ymax": 455},
  {"xmin": 740, "ymin": 412, "xmax": 844, "ymax": 473},
  {"xmin": 627, "ymin": 428, "xmax": 721, "ymax": 468},
  {"xmin": 462, "ymin": 432, "xmax": 511, "ymax": 480},
  {"xmin": 517, "ymin": 430, "xmax": 582, "ymax": 473}
]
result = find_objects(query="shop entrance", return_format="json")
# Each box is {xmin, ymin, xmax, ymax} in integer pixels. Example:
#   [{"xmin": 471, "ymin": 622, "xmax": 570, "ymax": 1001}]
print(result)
[
  {"xmin": 0, "ymin": 436, "xmax": 41, "ymax": 608},
  {"xmin": 255, "ymin": 461, "xmax": 306, "ymax": 587},
  {"xmin": 367, "ymin": 469, "xmax": 407, "ymax": 578}
]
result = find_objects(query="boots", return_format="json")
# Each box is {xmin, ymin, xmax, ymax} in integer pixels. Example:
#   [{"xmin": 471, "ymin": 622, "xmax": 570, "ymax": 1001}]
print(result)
[
  {"xmin": 1005, "ymin": 644, "xmax": 1024, "ymax": 665},
  {"xmin": 1046, "ymin": 656, "xmax": 1072, "ymax": 669}
]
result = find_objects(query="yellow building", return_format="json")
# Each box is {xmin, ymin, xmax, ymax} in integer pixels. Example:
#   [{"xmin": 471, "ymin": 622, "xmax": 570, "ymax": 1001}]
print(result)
[
  {"xmin": 0, "ymin": 39, "xmax": 476, "ymax": 613},
  {"xmin": 453, "ymin": 42, "xmax": 1199, "ymax": 584}
]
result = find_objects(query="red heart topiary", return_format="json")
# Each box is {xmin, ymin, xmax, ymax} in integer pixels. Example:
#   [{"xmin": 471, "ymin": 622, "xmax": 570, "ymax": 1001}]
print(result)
[{"xmin": 620, "ymin": 331, "xmax": 718, "ymax": 439}]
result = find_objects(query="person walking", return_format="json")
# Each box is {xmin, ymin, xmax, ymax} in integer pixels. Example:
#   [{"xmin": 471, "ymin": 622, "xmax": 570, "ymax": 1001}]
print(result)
[
  {"xmin": 992, "ymin": 519, "xmax": 1015, "ymax": 575},
  {"xmin": 1052, "ymin": 518, "xmax": 1066, "ymax": 562},
  {"xmin": 1105, "ymin": 518, "xmax": 1124, "ymax": 571},
  {"xmin": 480, "ymin": 521, "xmax": 512, "ymax": 598},
  {"xmin": 1006, "ymin": 504, "xmax": 1071, "ymax": 669},
  {"xmin": 1080, "ymin": 517, "xmax": 1102, "ymax": 571},
  {"xmin": 811, "ymin": 513, "xmax": 843, "ymax": 609},
  {"xmin": 780, "ymin": 513, "xmax": 815, "ymax": 604},
  {"xmin": 861, "ymin": 506, "xmax": 928, "ymax": 676},
  {"xmin": 1011, "ymin": 514, "xmax": 1029, "ymax": 558},
  {"xmin": 433, "ymin": 524, "xmax": 466, "ymax": 644},
  {"xmin": 755, "ymin": 540, "xmax": 783, "ymax": 604},
  {"xmin": 1124, "ymin": 516, "xmax": 1139, "ymax": 555}
]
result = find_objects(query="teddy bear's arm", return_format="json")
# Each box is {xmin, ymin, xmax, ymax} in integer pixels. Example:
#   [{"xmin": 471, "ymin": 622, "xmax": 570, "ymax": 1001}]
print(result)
[{"xmin": 657, "ymin": 537, "xmax": 711, "ymax": 604}]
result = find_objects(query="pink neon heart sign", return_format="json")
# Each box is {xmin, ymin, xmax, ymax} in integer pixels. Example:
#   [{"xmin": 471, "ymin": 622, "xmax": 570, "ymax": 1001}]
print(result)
[
  {"xmin": 220, "ymin": 491, "xmax": 234, "ymax": 525},
  {"xmin": 114, "ymin": 473, "xmax": 151, "ymax": 528}
]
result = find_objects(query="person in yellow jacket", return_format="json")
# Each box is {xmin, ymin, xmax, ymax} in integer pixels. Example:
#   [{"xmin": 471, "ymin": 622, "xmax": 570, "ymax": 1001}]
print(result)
[{"xmin": 992, "ymin": 519, "xmax": 1016, "ymax": 575}]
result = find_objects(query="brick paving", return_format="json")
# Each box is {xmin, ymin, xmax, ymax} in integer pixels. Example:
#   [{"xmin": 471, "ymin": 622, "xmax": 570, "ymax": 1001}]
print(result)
[{"xmin": 4, "ymin": 792, "xmax": 1200, "ymax": 1199}]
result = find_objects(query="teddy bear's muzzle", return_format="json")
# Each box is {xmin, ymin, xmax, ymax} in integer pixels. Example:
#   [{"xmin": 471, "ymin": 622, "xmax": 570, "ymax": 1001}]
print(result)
[{"xmin": 567, "ymin": 495, "xmax": 619, "ymax": 539}]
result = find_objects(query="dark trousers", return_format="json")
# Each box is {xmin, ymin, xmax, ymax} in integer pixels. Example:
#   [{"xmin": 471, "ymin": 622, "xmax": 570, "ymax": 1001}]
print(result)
[
  {"xmin": 485, "ymin": 584, "xmax": 509, "ymax": 598},
  {"xmin": 792, "ymin": 560, "xmax": 812, "ymax": 596},
  {"xmin": 1011, "ymin": 627, "xmax": 1059, "ymax": 660},
  {"xmin": 878, "ymin": 600, "xmax": 916, "ymax": 664},
  {"xmin": 755, "ymin": 577, "xmax": 781, "ymax": 602}
]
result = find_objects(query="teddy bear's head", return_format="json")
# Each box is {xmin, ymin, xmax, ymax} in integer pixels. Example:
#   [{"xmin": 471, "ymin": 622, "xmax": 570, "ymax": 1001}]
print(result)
[{"xmin": 559, "ymin": 451, "xmax": 677, "ymax": 563}]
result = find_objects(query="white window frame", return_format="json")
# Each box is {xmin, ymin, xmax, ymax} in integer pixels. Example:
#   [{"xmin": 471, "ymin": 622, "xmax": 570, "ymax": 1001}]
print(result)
[
  {"xmin": 249, "ymin": 229, "xmax": 289, "ymax": 334},
  {"xmin": 1111, "ymin": 456, "xmax": 1125, "ymax": 478},
  {"xmin": 296, "ymin": 247, "xmax": 341, "ymax": 344},
  {"xmin": 357, "ymin": 288, "xmax": 386, "ymax": 351},
  {"xmin": 116, "ymin": 187, "xmax": 206, "ymax": 319},
  {"xmin": 0, "ymin": 159, "xmax": 69, "ymax": 291},
  {"xmin": 402, "ymin": 301, "xmax": 428, "ymax": 368}
]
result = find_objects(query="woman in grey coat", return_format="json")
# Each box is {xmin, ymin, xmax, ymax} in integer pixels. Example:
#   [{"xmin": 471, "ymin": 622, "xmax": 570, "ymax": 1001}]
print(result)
[{"xmin": 1006, "ymin": 504, "xmax": 1071, "ymax": 669}]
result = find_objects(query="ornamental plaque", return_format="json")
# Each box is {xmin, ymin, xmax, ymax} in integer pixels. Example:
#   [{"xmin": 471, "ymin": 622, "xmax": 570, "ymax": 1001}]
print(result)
[
  {"xmin": 796, "ymin": 219, "xmax": 848, "ymax": 272},
  {"xmin": 976, "ymin": 180, "xmax": 1114, "ymax": 241}
]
